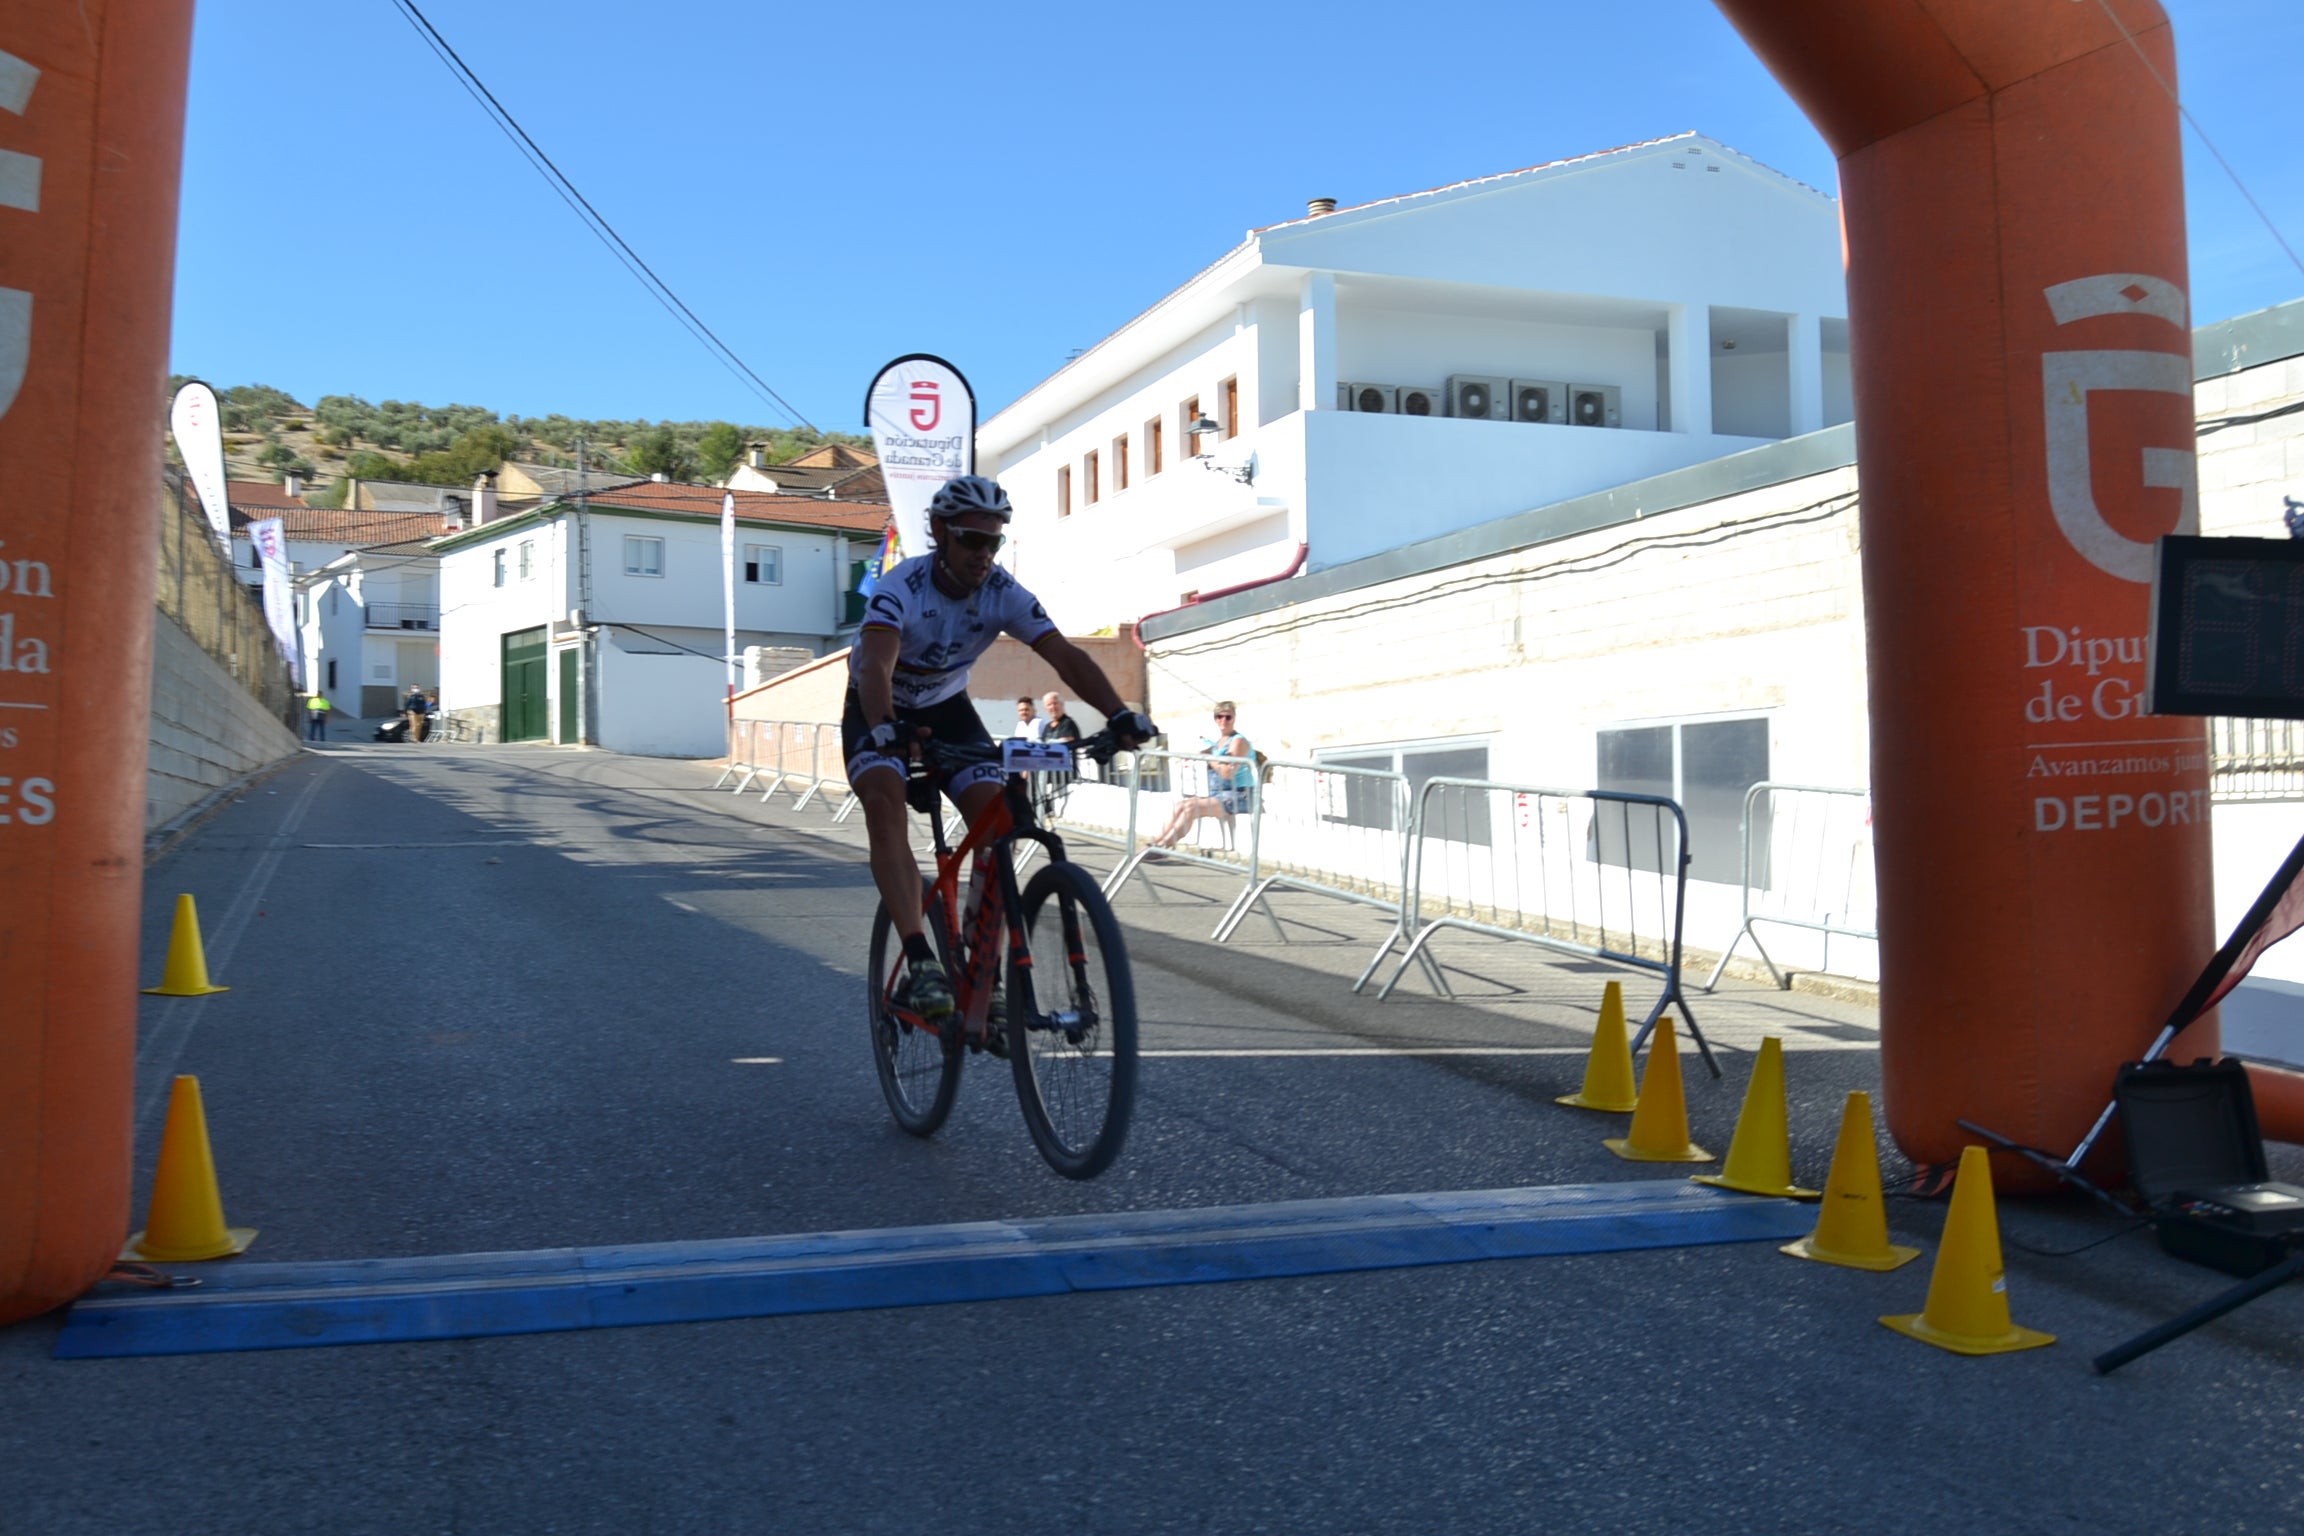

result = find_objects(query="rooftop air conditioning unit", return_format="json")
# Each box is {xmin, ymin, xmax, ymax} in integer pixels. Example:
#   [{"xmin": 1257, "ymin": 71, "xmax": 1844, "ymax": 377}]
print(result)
[
  {"xmin": 1569, "ymin": 383, "xmax": 1622, "ymax": 429},
  {"xmin": 1447, "ymin": 375, "xmax": 1507, "ymax": 421},
  {"xmin": 1509, "ymin": 379, "xmax": 1568, "ymax": 425},
  {"xmin": 1397, "ymin": 384, "xmax": 1442, "ymax": 418},
  {"xmin": 1342, "ymin": 382, "xmax": 1397, "ymax": 414}
]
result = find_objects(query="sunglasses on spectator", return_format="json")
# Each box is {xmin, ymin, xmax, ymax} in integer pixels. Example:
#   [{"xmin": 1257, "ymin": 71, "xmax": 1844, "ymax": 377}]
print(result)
[
  {"xmin": 1213, "ymin": 711, "xmax": 1234, "ymax": 720},
  {"xmin": 947, "ymin": 530, "xmax": 1005, "ymax": 553}
]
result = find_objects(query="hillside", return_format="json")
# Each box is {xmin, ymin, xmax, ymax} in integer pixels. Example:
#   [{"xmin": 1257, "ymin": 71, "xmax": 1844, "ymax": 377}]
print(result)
[{"xmin": 164, "ymin": 379, "xmax": 871, "ymax": 504}]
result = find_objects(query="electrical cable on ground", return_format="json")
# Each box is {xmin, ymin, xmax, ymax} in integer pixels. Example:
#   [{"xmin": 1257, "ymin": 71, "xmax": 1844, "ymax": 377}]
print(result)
[{"xmin": 385, "ymin": 0, "xmax": 816, "ymax": 432}]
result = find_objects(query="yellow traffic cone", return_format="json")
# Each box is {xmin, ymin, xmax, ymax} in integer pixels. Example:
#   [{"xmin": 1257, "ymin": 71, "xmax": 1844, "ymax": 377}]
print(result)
[
  {"xmin": 142, "ymin": 894, "xmax": 229, "ymax": 996},
  {"xmin": 124, "ymin": 1076, "xmax": 256, "ymax": 1262},
  {"xmin": 1882, "ymin": 1145, "xmax": 2055, "ymax": 1355},
  {"xmin": 1556, "ymin": 980, "xmax": 1638, "ymax": 1112},
  {"xmin": 1603, "ymin": 1012, "xmax": 1714, "ymax": 1163},
  {"xmin": 1694, "ymin": 1037, "xmax": 1819, "ymax": 1199},
  {"xmin": 1782, "ymin": 1091, "xmax": 1919, "ymax": 1270}
]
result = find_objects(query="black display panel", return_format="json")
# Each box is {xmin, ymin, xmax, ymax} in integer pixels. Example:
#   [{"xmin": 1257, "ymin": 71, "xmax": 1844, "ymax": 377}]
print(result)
[{"xmin": 2147, "ymin": 535, "xmax": 2304, "ymax": 720}]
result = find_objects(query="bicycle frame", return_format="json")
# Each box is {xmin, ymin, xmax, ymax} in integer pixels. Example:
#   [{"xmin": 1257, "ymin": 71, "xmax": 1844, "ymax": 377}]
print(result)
[{"xmin": 897, "ymin": 772, "xmax": 1076, "ymax": 1042}]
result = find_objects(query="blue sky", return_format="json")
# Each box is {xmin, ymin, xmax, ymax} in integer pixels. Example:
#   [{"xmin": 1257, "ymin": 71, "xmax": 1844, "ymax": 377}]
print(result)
[{"xmin": 170, "ymin": 0, "xmax": 2303, "ymax": 429}]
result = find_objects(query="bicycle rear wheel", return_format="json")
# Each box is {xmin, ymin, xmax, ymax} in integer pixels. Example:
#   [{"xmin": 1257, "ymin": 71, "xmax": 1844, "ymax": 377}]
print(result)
[
  {"xmin": 1007, "ymin": 860, "xmax": 1137, "ymax": 1178},
  {"xmin": 867, "ymin": 881, "xmax": 964, "ymax": 1137}
]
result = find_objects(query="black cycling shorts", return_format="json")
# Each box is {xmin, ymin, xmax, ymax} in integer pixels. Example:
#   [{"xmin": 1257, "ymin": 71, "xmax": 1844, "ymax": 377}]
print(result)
[{"xmin": 841, "ymin": 686, "xmax": 1005, "ymax": 798}]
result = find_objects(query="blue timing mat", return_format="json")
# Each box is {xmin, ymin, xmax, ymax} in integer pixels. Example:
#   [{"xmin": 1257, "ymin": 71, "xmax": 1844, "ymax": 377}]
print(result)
[{"xmin": 56, "ymin": 1180, "xmax": 1813, "ymax": 1359}]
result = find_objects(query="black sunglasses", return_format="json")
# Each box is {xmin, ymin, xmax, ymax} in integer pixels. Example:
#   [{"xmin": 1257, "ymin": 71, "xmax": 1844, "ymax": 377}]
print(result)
[
  {"xmin": 1213, "ymin": 711, "xmax": 1235, "ymax": 719},
  {"xmin": 947, "ymin": 529, "xmax": 1005, "ymax": 553}
]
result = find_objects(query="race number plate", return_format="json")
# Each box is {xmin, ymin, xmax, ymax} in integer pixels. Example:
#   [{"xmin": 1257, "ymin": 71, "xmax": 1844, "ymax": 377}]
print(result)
[{"xmin": 1003, "ymin": 740, "xmax": 1074, "ymax": 774}]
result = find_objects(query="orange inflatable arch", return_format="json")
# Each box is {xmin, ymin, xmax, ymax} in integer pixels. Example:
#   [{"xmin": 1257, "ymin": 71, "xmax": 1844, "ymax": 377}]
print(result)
[
  {"xmin": 7, "ymin": 0, "xmax": 2302, "ymax": 1324},
  {"xmin": 1714, "ymin": 0, "xmax": 2304, "ymax": 1183}
]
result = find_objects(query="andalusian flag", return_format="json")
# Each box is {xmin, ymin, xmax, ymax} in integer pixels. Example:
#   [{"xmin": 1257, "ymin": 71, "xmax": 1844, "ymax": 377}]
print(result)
[{"xmin": 858, "ymin": 519, "xmax": 901, "ymax": 598}]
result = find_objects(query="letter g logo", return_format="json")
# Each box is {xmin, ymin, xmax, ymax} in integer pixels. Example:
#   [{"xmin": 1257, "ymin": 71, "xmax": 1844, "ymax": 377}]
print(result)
[
  {"xmin": 0, "ymin": 48, "xmax": 38, "ymax": 424},
  {"xmin": 2040, "ymin": 274, "xmax": 2197, "ymax": 583}
]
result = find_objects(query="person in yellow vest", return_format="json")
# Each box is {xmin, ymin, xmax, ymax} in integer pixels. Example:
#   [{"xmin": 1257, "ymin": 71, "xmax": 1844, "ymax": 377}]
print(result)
[{"xmin": 304, "ymin": 691, "xmax": 331, "ymax": 742}]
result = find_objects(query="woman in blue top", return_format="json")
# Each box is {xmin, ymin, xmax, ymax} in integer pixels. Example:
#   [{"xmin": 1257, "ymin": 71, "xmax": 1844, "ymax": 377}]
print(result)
[{"xmin": 1149, "ymin": 701, "xmax": 1253, "ymax": 850}]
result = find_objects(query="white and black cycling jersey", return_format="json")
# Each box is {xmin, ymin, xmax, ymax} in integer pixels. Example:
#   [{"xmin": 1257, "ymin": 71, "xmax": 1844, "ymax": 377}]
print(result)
[{"xmin": 853, "ymin": 555, "xmax": 1057, "ymax": 709}]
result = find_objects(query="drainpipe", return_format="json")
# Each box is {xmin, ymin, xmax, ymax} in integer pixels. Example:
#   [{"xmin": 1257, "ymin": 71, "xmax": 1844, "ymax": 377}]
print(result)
[{"xmin": 1137, "ymin": 541, "xmax": 1309, "ymax": 629}]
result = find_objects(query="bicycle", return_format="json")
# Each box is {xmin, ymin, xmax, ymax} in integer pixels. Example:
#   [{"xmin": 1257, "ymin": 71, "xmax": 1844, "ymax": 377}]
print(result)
[{"xmin": 865, "ymin": 730, "xmax": 1139, "ymax": 1179}]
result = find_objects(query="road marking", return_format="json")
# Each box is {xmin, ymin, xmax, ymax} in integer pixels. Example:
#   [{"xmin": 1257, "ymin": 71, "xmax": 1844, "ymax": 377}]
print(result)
[
  {"xmin": 730, "ymin": 1057, "xmax": 783, "ymax": 1065},
  {"xmin": 53, "ymin": 1181, "xmax": 1814, "ymax": 1359},
  {"xmin": 299, "ymin": 840, "xmax": 531, "ymax": 849},
  {"xmin": 1141, "ymin": 1046, "xmax": 1593, "ymax": 1058},
  {"xmin": 136, "ymin": 764, "xmax": 331, "ymax": 1132}
]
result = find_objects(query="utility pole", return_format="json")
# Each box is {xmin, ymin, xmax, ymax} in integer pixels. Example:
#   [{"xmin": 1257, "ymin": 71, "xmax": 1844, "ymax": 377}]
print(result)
[{"xmin": 575, "ymin": 439, "xmax": 597, "ymax": 746}]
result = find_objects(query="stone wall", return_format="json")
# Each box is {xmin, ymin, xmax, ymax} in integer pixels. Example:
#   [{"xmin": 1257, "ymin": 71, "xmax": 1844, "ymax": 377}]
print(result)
[{"xmin": 147, "ymin": 609, "xmax": 301, "ymax": 836}]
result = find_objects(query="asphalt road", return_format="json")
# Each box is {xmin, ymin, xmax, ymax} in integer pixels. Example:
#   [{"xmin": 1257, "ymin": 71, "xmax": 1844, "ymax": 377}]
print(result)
[{"xmin": 4, "ymin": 743, "xmax": 2301, "ymax": 1534}]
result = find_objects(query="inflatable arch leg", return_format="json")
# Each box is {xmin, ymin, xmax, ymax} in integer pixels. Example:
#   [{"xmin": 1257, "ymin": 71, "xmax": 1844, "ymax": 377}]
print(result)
[
  {"xmin": 0, "ymin": 3, "xmax": 195, "ymax": 1325},
  {"xmin": 1712, "ymin": 0, "xmax": 2304, "ymax": 1183}
]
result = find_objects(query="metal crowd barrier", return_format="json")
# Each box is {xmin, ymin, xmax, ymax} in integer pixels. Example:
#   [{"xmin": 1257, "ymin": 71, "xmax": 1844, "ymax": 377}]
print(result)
[
  {"xmin": 1700, "ymin": 782, "xmax": 1875, "ymax": 993},
  {"xmin": 717, "ymin": 719, "xmax": 858, "ymax": 821},
  {"xmin": 1368, "ymin": 778, "xmax": 1714, "ymax": 1074},
  {"xmin": 1089, "ymin": 750, "xmax": 1437, "ymax": 989}
]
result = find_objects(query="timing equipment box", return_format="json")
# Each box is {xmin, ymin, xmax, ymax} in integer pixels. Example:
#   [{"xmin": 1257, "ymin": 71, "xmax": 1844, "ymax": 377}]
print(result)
[{"xmin": 2116, "ymin": 1057, "xmax": 2304, "ymax": 1277}]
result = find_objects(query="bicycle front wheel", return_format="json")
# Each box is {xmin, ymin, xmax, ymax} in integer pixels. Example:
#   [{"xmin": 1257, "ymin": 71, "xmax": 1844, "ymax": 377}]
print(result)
[
  {"xmin": 867, "ymin": 880, "xmax": 964, "ymax": 1137},
  {"xmin": 1007, "ymin": 860, "xmax": 1138, "ymax": 1178}
]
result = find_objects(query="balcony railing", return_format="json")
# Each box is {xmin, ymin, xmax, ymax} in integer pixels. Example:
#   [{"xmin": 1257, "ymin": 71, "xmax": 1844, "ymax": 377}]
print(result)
[
  {"xmin": 2211, "ymin": 718, "xmax": 2304, "ymax": 801},
  {"xmin": 365, "ymin": 602, "xmax": 438, "ymax": 631}
]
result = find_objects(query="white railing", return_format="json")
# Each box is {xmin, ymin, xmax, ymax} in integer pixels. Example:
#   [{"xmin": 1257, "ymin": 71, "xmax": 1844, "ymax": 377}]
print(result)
[
  {"xmin": 1700, "ymin": 782, "xmax": 1876, "ymax": 993},
  {"xmin": 1370, "ymin": 778, "xmax": 1711, "ymax": 1073},
  {"xmin": 2213, "ymin": 718, "xmax": 2304, "ymax": 801},
  {"xmin": 713, "ymin": 719, "xmax": 858, "ymax": 821}
]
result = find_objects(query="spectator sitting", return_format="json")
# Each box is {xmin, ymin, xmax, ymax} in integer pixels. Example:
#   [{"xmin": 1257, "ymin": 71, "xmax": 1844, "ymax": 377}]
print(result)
[{"xmin": 1149, "ymin": 701, "xmax": 1252, "ymax": 849}]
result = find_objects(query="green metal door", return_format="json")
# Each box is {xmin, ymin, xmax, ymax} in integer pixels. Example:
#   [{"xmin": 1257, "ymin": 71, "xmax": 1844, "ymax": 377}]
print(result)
[
  {"xmin": 501, "ymin": 626, "xmax": 548, "ymax": 742},
  {"xmin": 557, "ymin": 647, "xmax": 579, "ymax": 743}
]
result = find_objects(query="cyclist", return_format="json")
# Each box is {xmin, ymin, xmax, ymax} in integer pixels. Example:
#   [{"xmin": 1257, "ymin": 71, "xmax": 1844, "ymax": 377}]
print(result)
[{"xmin": 847, "ymin": 474, "xmax": 1156, "ymax": 1034}]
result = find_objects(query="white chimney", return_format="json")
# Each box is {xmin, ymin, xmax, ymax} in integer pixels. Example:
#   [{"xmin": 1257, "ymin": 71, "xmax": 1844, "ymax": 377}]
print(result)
[
  {"xmin": 651, "ymin": 471, "xmax": 670, "ymax": 483},
  {"xmin": 747, "ymin": 442, "xmax": 767, "ymax": 470},
  {"xmin": 1306, "ymin": 197, "xmax": 1337, "ymax": 217},
  {"xmin": 473, "ymin": 469, "xmax": 499, "ymax": 526},
  {"xmin": 282, "ymin": 470, "xmax": 304, "ymax": 498}
]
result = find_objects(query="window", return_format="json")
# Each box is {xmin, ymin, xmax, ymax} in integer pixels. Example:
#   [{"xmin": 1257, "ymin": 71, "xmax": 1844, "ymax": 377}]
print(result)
[
  {"xmin": 1222, "ymin": 376, "xmax": 1240, "ymax": 439},
  {"xmin": 247, "ymin": 542, "xmax": 261, "ymax": 570},
  {"xmin": 624, "ymin": 535, "xmax": 664, "ymax": 577},
  {"xmin": 327, "ymin": 586, "xmax": 339, "ymax": 616},
  {"xmin": 744, "ymin": 543, "xmax": 782, "ymax": 584},
  {"xmin": 325, "ymin": 659, "xmax": 337, "ymax": 689},
  {"xmin": 1594, "ymin": 717, "xmax": 1769, "ymax": 883},
  {"xmin": 1183, "ymin": 395, "xmax": 1204, "ymax": 457},
  {"xmin": 517, "ymin": 540, "xmax": 534, "ymax": 580},
  {"xmin": 1314, "ymin": 740, "xmax": 1493, "ymax": 843},
  {"xmin": 1147, "ymin": 416, "xmax": 1163, "ymax": 476},
  {"xmin": 1084, "ymin": 450, "xmax": 1100, "ymax": 505},
  {"xmin": 1113, "ymin": 433, "xmax": 1130, "ymax": 493},
  {"xmin": 1056, "ymin": 464, "xmax": 1072, "ymax": 518},
  {"xmin": 492, "ymin": 549, "xmax": 506, "ymax": 587}
]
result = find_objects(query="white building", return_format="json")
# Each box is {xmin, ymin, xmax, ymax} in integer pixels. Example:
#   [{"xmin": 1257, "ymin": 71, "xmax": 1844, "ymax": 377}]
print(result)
[
  {"xmin": 298, "ymin": 538, "xmax": 442, "ymax": 719},
  {"xmin": 431, "ymin": 481, "xmax": 885, "ymax": 756},
  {"xmin": 1128, "ymin": 296, "xmax": 2304, "ymax": 1032},
  {"xmin": 224, "ymin": 478, "xmax": 453, "ymax": 592},
  {"xmin": 979, "ymin": 133, "xmax": 1850, "ymax": 632}
]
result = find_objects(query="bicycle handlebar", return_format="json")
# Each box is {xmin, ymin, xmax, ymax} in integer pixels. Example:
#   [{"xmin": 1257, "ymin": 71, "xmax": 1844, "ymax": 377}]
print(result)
[{"xmin": 911, "ymin": 728, "xmax": 1129, "ymax": 774}]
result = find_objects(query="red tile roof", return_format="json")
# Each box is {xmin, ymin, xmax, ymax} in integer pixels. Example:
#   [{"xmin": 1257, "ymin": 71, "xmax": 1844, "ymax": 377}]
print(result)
[
  {"xmin": 585, "ymin": 482, "xmax": 889, "ymax": 536},
  {"xmin": 228, "ymin": 502, "xmax": 457, "ymax": 546},
  {"xmin": 225, "ymin": 479, "xmax": 311, "ymax": 512}
]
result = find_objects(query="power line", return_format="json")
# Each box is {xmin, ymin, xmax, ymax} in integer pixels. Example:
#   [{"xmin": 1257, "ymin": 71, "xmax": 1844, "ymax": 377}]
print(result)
[
  {"xmin": 2093, "ymin": 0, "xmax": 2304, "ymax": 285},
  {"xmin": 385, "ymin": 0, "xmax": 818, "ymax": 432}
]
